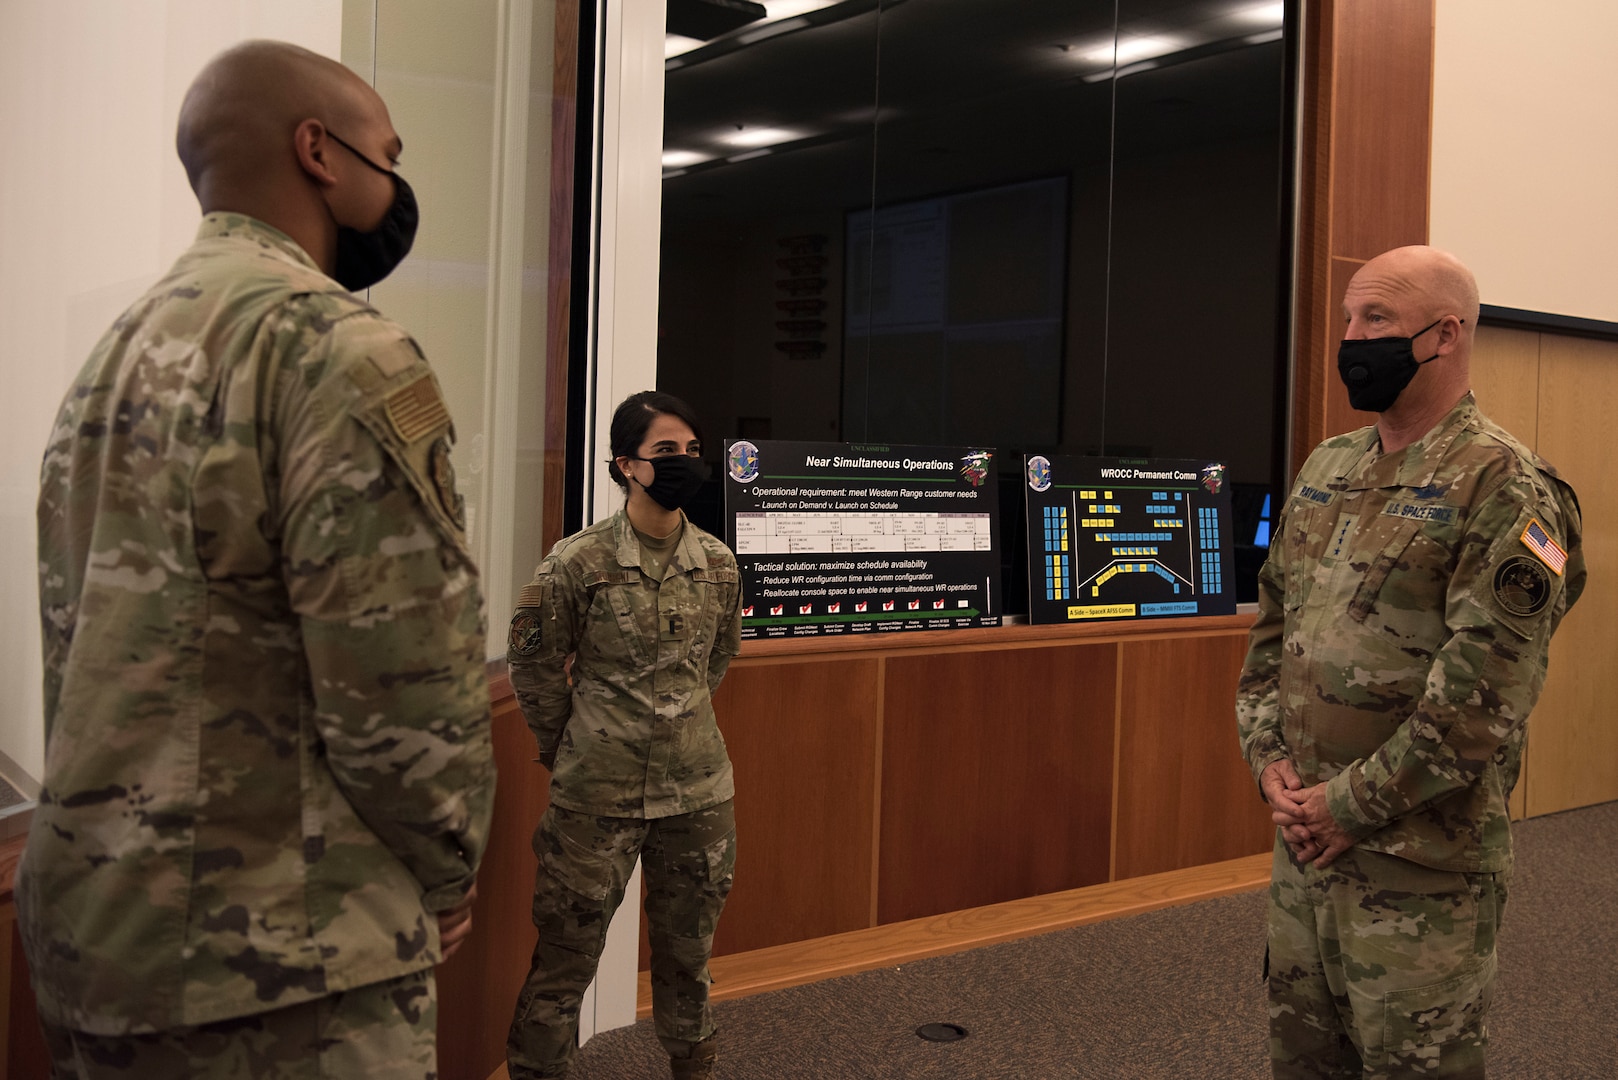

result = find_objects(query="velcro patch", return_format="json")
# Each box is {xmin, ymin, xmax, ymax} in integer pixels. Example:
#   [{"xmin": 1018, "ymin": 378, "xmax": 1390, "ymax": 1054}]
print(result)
[
  {"xmin": 369, "ymin": 339, "xmax": 420, "ymax": 378},
  {"xmin": 1493, "ymin": 555, "xmax": 1551, "ymax": 617},
  {"xmin": 1382, "ymin": 500, "xmax": 1457, "ymax": 525},
  {"xmin": 1520, "ymin": 518, "xmax": 1567, "ymax": 576},
  {"xmin": 385, "ymin": 375, "xmax": 450, "ymax": 444},
  {"xmin": 509, "ymin": 612, "xmax": 542, "ymax": 656},
  {"xmin": 517, "ymin": 582, "xmax": 545, "ymax": 608}
]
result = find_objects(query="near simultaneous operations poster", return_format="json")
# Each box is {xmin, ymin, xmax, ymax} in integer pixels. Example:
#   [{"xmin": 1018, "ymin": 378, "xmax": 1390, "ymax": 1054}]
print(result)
[
  {"xmin": 723, "ymin": 440, "xmax": 1002, "ymax": 639},
  {"xmin": 1024, "ymin": 454, "xmax": 1236, "ymax": 624}
]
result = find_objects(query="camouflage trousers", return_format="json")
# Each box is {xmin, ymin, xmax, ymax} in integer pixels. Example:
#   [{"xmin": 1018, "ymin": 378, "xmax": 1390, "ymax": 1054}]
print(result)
[
  {"xmin": 41, "ymin": 969, "xmax": 436, "ymax": 1079},
  {"xmin": 507, "ymin": 800, "xmax": 736, "ymax": 1079},
  {"xmin": 1267, "ymin": 835, "xmax": 1507, "ymax": 1079}
]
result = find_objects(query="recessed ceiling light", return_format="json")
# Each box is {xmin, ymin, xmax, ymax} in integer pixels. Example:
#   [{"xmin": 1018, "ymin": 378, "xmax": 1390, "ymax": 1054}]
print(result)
[
  {"xmin": 1232, "ymin": 2, "xmax": 1285, "ymax": 26},
  {"xmin": 1081, "ymin": 35, "xmax": 1184, "ymax": 66},
  {"xmin": 721, "ymin": 126, "xmax": 800, "ymax": 148},
  {"xmin": 662, "ymin": 149, "xmax": 709, "ymax": 168},
  {"xmin": 760, "ymin": 0, "xmax": 838, "ymax": 19},
  {"xmin": 665, "ymin": 33, "xmax": 704, "ymax": 59}
]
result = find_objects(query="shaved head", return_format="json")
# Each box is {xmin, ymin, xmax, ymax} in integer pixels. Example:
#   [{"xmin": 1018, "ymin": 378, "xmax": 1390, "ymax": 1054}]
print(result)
[
  {"xmin": 1348, "ymin": 246, "xmax": 1481, "ymax": 337},
  {"xmin": 177, "ymin": 40, "xmax": 382, "ymax": 197}
]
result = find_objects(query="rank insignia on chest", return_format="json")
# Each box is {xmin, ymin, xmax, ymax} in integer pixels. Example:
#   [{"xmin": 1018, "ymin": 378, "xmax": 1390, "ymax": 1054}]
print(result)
[
  {"xmin": 509, "ymin": 612, "xmax": 542, "ymax": 655},
  {"xmin": 662, "ymin": 613, "xmax": 687, "ymax": 639}
]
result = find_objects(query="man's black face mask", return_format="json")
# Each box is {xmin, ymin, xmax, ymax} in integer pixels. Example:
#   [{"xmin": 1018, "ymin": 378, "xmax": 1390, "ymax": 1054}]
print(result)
[
  {"xmin": 1336, "ymin": 317, "xmax": 1459, "ymax": 413},
  {"xmin": 325, "ymin": 131, "xmax": 418, "ymax": 291}
]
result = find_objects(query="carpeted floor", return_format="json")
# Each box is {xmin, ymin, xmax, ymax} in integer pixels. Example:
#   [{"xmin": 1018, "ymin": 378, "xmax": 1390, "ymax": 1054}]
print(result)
[{"xmin": 567, "ymin": 800, "xmax": 1618, "ymax": 1078}]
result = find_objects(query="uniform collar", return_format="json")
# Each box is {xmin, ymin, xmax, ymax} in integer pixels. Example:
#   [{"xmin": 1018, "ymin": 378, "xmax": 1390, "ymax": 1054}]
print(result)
[
  {"xmin": 196, "ymin": 213, "xmax": 323, "ymax": 275},
  {"xmin": 1342, "ymin": 393, "xmax": 1476, "ymax": 491},
  {"xmin": 611, "ymin": 509, "xmax": 710, "ymax": 574}
]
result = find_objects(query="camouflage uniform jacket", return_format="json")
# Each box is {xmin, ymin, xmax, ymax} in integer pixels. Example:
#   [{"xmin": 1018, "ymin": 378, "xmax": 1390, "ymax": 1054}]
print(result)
[
  {"xmin": 21, "ymin": 214, "xmax": 495, "ymax": 1035},
  {"xmin": 1238, "ymin": 394, "xmax": 1584, "ymax": 873},
  {"xmin": 507, "ymin": 511, "xmax": 742, "ymax": 818}
]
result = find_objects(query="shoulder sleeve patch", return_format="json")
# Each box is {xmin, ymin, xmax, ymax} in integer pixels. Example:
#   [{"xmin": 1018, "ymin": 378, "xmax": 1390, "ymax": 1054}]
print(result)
[
  {"xmin": 1493, "ymin": 555, "xmax": 1552, "ymax": 617},
  {"xmin": 509, "ymin": 611, "xmax": 543, "ymax": 656},
  {"xmin": 385, "ymin": 374, "xmax": 450, "ymax": 444},
  {"xmin": 1520, "ymin": 518, "xmax": 1568, "ymax": 576}
]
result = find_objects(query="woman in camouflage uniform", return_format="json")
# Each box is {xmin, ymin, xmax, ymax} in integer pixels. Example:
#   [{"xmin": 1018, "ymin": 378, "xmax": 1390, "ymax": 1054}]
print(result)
[{"xmin": 506, "ymin": 391, "xmax": 743, "ymax": 1080}]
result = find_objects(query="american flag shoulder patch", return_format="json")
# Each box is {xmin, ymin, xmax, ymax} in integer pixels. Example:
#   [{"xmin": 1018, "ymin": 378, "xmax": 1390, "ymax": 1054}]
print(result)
[
  {"xmin": 1520, "ymin": 518, "xmax": 1567, "ymax": 576},
  {"xmin": 385, "ymin": 374, "xmax": 450, "ymax": 444}
]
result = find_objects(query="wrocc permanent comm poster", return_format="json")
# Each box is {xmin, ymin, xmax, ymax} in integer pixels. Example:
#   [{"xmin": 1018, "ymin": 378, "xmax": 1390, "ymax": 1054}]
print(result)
[
  {"xmin": 1024, "ymin": 454, "xmax": 1236, "ymax": 625},
  {"xmin": 723, "ymin": 440, "xmax": 1002, "ymax": 640}
]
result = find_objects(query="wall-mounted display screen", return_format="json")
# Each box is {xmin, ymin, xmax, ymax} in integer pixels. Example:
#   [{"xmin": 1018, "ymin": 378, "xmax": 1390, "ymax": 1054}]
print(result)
[
  {"xmin": 1023, "ymin": 454, "xmax": 1236, "ymax": 624},
  {"xmin": 723, "ymin": 438, "xmax": 1002, "ymax": 639}
]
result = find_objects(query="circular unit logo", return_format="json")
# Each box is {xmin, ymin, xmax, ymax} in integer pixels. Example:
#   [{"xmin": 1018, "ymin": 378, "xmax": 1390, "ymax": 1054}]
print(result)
[
  {"xmin": 1026, "ymin": 455, "xmax": 1052, "ymax": 492},
  {"xmin": 727, "ymin": 440, "xmax": 761, "ymax": 483},
  {"xmin": 1492, "ymin": 555, "xmax": 1551, "ymax": 617}
]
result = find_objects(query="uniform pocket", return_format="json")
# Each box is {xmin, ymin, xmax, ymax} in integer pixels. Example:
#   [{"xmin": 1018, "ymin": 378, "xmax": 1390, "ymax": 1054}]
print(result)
[
  {"xmin": 535, "ymin": 810, "xmax": 619, "ymax": 902},
  {"xmin": 696, "ymin": 830, "xmax": 737, "ymax": 937}
]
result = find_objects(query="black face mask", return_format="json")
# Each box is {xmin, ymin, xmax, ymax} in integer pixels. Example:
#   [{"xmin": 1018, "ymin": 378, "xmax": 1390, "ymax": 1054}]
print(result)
[
  {"xmin": 630, "ymin": 455, "xmax": 709, "ymax": 512},
  {"xmin": 325, "ymin": 132, "xmax": 419, "ymax": 291},
  {"xmin": 1336, "ymin": 317, "xmax": 1455, "ymax": 413}
]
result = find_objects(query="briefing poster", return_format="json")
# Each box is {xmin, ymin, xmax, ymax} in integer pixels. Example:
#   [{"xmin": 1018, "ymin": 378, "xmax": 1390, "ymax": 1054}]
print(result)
[
  {"xmin": 723, "ymin": 440, "xmax": 1002, "ymax": 639},
  {"xmin": 1023, "ymin": 454, "xmax": 1236, "ymax": 625}
]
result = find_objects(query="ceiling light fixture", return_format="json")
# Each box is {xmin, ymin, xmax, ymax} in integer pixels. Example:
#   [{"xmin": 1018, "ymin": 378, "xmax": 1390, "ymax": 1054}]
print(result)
[
  {"xmin": 759, "ymin": 0, "xmax": 839, "ymax": 19},
  {"xmin": 662, "ymin": 149, "xmax": 710, "ymax": 168},
  {"xmin": 1231, "ymin": 2, "xmax": 1285, "ymax": 27},
  {"xmin": 721, "ymin": 126, "xmax": 801, "ymax": 148},
  {"xmin": 1080, "ymin": 35, "xmax": 1184, "ymax": 66},
  {"xmin": 665, "ymin": 33, "xmax": 705, "ymax": 59}
]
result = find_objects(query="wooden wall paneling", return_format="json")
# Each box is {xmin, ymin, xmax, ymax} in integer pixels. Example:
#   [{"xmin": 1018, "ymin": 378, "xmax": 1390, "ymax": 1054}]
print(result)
[
  {"xmin": 1322, "ymin": 254, "xmax": 1372, "ymax": 441},
  {"xmin": 1112, "ymin": 634, "xmax": 1275, "ymax": 880},
  {"xmin": 1471, "ymin": 326, "xmax": 1538, "ymax": 819},
  {"xmin": 706, "ymin": 659, "xmax": 882, "ymax": 957},
  {"xmin": 1294, "ymin": 0, "xmax": 1436, "ymax": 458},
  {"xmin": 877, "ymin": 644, "xmax": 1117, "ymax": 925},
  {"xmin": 1469, "ymin": 326, "xmax": 1541, "ymax": 446},
  {"xmin": 1291, "ymin": 0, "xmax": 1336, "ymax": 477},
  {"xmin": 1524, "ymin": 335, "xmax": 1618, "ymax": 815},
  {"xmin": 437, "ymin": 691, "xmax": 550, "ymax": 1080},
  {"xmin": 1327, "ymin": 0, "xmax": 1434, "ymax": 262}
]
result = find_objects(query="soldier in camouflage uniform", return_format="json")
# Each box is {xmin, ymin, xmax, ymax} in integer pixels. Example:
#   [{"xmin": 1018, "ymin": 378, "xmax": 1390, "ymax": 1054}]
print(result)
[
  {"xmin": 1238, "ymin": 246, "xmax": 1585, "ymax": 1078},
  {"xmin": 506, "ymin": 391, "xmax": 742, "ymax": 1080},
  {"xmin": 19, "ymin": 41, "xmax": 494, "ymax": 1078}
]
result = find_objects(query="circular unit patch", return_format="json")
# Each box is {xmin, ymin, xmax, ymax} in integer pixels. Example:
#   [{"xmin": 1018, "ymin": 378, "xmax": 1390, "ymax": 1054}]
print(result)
[
  {"xmin": 1492, "ymin": 555, "xmax": 1551, "ymax": 617},
  {"xmin": 431, "ymin": 438, "xmax": 465, "ymax": 529},
  {"xmin": 509, "ymin": 611, "xmax": 543, "ymax": 656}
]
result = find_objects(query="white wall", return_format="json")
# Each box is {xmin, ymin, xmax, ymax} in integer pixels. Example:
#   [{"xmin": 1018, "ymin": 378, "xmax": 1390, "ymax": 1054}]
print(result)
[
  {"xmin": 1432, "ymin": 0, "xmax": 1618, "ymax": 322},
  {"xmin": 0, "ymin": 1, "xmax": 342, "ymax": 783}
]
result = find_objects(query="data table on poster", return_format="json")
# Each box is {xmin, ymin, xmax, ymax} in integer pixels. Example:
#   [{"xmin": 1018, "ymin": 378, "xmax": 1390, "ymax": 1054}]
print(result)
[{"xmin": 733, "ymin": 511, "xmax": 993, "ymax": 554}]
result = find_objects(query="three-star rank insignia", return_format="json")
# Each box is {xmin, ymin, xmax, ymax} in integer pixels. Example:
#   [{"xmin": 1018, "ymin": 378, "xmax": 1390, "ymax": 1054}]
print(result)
[{"xmin": 509, "ymin": 612, "xmax": 543, "ymax": 656}]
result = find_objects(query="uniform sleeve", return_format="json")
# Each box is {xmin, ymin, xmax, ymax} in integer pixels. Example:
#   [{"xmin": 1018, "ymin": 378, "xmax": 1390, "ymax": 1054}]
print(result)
[
  {"xmin": 1236, "ymin": 504, "xmax": 1293, "ymax": 788},
  {"xmin": 277, "ymin": 323, "xmax": 494, "ymax": 913},
  {"xmin": 707, "ymin": 560, "xmax": 743, "ymax": 695},
  {"xmin": 1325, "ymin": 476, "xmax": 1585, "ymax": 838},
  {"xmin": 508, "ymin": 555, "xmax": 584, "ymax": 768}
]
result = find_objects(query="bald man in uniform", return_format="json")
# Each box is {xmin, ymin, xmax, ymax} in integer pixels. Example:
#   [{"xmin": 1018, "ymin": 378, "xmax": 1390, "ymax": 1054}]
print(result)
[
  {"xmin": 19, "ymin": 41, "xmax": 494, "ymax": 1078},
  {"xmin": 1238, "ymin": 246, "xmax": 1586, "ymax": 1078}
]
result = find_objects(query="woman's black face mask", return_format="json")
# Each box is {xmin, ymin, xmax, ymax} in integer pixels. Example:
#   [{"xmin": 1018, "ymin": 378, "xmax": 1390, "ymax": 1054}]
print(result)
[
  {"xmin": 629, "ymin": 455, "xmax": 710, "ymax": 512},
  {"xmin": 1336, "ymin": 317, "xmax": 1457, "ymax": 413},
  {"xmin": 325, "ymin": 131, "xmax": 419, "ymax": 292}
]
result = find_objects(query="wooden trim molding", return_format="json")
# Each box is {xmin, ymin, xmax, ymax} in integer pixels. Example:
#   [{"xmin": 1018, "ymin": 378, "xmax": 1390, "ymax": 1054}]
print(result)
[
  {"xmin": 633, "ymin": 852, "xmax": 1271, "ymax": 1018},
  {"xmin": 1478, "ymin": 304, "xmax": 1618, "ymax": 343}
]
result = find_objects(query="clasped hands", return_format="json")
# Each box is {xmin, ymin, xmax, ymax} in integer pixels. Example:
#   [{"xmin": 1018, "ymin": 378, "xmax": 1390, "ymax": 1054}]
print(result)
[{"xmin": 1261, "ymin": 759, "xmax": 1355, "ymax": 869}]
